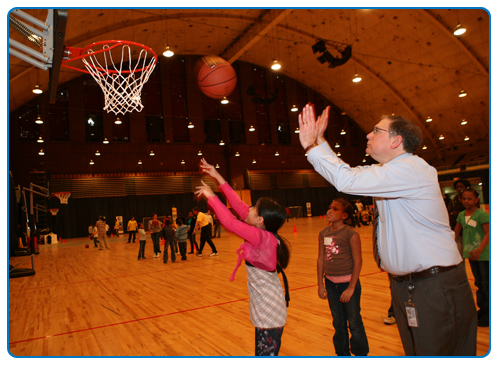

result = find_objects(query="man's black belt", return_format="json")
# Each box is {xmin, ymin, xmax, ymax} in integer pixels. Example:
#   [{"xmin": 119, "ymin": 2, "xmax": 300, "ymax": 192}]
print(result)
[{"xmin": 392, "ymin": 265, "xmax": 458, "ymax": 282}]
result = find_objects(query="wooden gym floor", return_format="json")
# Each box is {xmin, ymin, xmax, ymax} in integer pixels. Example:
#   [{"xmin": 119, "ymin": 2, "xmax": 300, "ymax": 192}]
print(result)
[{"xmin": 8, "ymin": 217, "xmax": 489, "ymax": 357}]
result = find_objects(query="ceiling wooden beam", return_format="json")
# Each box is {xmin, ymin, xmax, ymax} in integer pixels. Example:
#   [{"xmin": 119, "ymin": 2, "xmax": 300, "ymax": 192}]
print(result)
[{"xmin": 219, "ymin": 9, "xmax": 292, "ymax": 63}]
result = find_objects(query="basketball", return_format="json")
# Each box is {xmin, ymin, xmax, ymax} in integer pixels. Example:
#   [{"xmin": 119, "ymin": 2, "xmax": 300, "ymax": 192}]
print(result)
[
  {"xmin": 196, "ymin": 55, "xmax": 237, "ymax": 99},
  {"xmin": 85, "ymin": 244, "xmax": 89, "ymax": 248}
]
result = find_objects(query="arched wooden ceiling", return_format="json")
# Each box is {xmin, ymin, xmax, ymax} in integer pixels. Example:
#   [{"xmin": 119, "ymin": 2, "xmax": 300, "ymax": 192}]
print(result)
[{"xmin": 9, "ymin": 8, "xmax": 490, "ymax": 163}]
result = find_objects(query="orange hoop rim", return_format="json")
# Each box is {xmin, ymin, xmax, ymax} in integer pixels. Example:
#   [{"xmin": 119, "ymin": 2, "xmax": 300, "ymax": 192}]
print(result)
[{"xmin": 62, "ymin": 40, "xmax": 158, "ymax": 74}]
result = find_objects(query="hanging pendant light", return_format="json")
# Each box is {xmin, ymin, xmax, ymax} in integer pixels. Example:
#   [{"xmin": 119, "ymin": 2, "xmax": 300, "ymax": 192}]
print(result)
[
  {"xmin": 461, "ymin": 119, "xmax": 468, "ymax": 125},
  {"xmin": 114, "ymin": 117, "xmax": 122, "ymax": 124},
  {"xmin": 252, "ymin": 159, "xmax": 257, "ymax": 164},
  {"xmin": 352, "ymin": 73, "xmax": 362, "ymax": 83},
  {"xmin": 249, "ymin": 125, "xmax": 255, "ymax": 132},
  {"xmin": 458, "ymin": 89, "xmax": 467, "ymax": 97},
  {"xmin": 422, "ymin": 145, "xmax": 427, "ymax": 150},
  {"xmin": 235, "ymin": 151, "xmax": 240, "ymax": 157},
  {"xmin": 291, "ymin": 105, "xmax": 298, "ymax": 112},
  {"xmin": 340, "ymin": 129, "xmax": 346, "ymax": 135},
  {"xmin": 35, "ymin": 115, "xmax": 43, "ymax": 124},
  {"xmin": 37, "ymin": 136, "xmax": 44, "ymax": 143},
  {"xmin": 275, "ymin": 151, "xmax": 279, "ymax": 156},
  {"xmin": 89, "ymin": 159, "xmax": 94, "ymax": 165},
  {"xmin": 138, "ymin": 160, "xmax": 142, "ymax": 165},
  {"xmin": 221, "ymin": 97, "xmax": 229, "ymax": 104},
  {"xmin": 38, "ymin": 149, "xmax": 44, "ymax": 155},
  {"xmin": 219, "ymin": 140, "xmax": 225, "ymax": 146},
  {"xmin": 295, "ymin": 127, "xmax": 300, "ymax": 134},
  {"xmin": 439, "ymin": 135, "xmax": 444, "ymax": 140},
  {"xmin": 163, "ymin": 46, "xmax": 174, "ymax": 57},
  {"xmin": 95, "ymin": 150, "xmax": 101, "ymax": 156},
  {"xmin": 271, "ymin": 59, "xmax": 281, "ymax": 70},
  {"xmin": 454, "ymin": 24, "xmax": 466, "ymax": 36},
  {"xmin": 335, "ymin": 142, "xmax": 340, "ymax": 148},
  {"xmin": 198, "ymin": 150, "xmax": 202, "ymax": 156},
  {"xmin": 181, "ymin": 160, "xmax": 185, "ymax": 164},
  {"xmin": 150, "ymin": 151, "xmax": 155, "ymax": 156},
  {"xmin": 103, "ymin": 138, "xmax": 109, "ymax": 144},
  {"xmin": 32, "ymin": 84, "xmax": 43, "ymax": 94},
  {"xmin": 464, "ymin": 136, "xmax": 470, "ymax": 141},
  {"xmin": 426, "ymin": 116, "xmax": 432, "ymax": 122}
]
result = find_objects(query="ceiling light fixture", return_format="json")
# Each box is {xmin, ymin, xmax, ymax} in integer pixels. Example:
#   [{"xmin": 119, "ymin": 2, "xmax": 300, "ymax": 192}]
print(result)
[
  {"xmin": 291, "ymin": 105, "xmax": 298, "ymax": 112},
  {"xmin": 215, "ymin": 164, "xmax": 220, "ymax": 169},
  {"xmin": 458, "ymin": 89, "xmax": 467, "ymax": 97},
  {"xmin": 138, "ymin": 160, "xmax": 142, "ymax": 165},
  {"xmin": 114, "ymin": 117, "xmax": 122, "ymax": 124},
  {"xmin": 439, "ymin": 135, "xmax": 444, "ymax": 140},
  {"xmin": 163, "ymin": 46, "xmax": 174, "ymax": 57},
  {"xmin": 340, "ymin": 129, "xmax": 346, "ymax": 135},
  {"xmin": 341, "ymin": 111, "xmax": 347, "ymax": 116},
  {"xmin": 295, "ymin": 127, "xmax": 300, "ymax": 134},
  {"xmin": 252, "ymin": 159, "xmax": 257, "ymax": 164},
  {"xmin": 95, "ymin": 150, "xmax": 101, "ymax": 156},
  {"xmin": 198, "ymin": 150, "xmax": 202, "ymax": 156},
  {"xmin": 181, "ymin": 160, "xmax": 185, "ymax": 164},
  {"xmin": 188, "ymin": 121, "xmax": 194, "ymax": 129},
  {"xmin": 464, "ymin": 136, "xmax": 470, "ymax": 141},
  {"xmin": 221, "ymin": 97, "xmax": 229, "ymax": 104},
  {"xmin": 362, "ymin": 159, "xmax": 366, "ymax": 163},
  {"xmin": 337, "ymin": 152, "xmax": 341, "ymax": 156},
  {"xmin": 426, "ymin": 116, "xmax": 432, "ymax": 122},
  {"xmin": 461, "ymin": 119, "xmax": 468, "ymax": 125},
  {"xmin": 275, "ymin": 151, "xmax": 279, "ymax": 156},
  {"xmin": 150, "ymin": 151, "xmax": 155, "ymax": 156},
  {"xmin": 235, "ymin": 151, "xmax": 240, "ymax": 157},
  {"xmin": 89, "ymin": 159, "xmax": 94, "ymax": 165},
  {"xmin": 103, "ymin": 138, "xmax": 109, "ymax": 144},
  {"xmin": 335, "ymin": 142, "xmax": 340, "ymax": 148},
  {"xmin": 37, "ymin": 136, "xmax": 44, "ymax": 143},
  {"xmin": 352, "ymin": 73, "xmax": 362, "ymax": 83},
  {"xmin": 454, "ymin": 24, "xmax": 466, "ymax": 36},
  {"xmin": 271, "ymin": 59, "xmax": 281, "ymax": 70},
  {"xmin": 35, "ymin": 115, "xmax": 43, "ymax": 124},
  {"xmin": 422, "ymin": 145, "xmax": 427, "ymax": 150},
  {"xmin": 38, "ymin": 149, "xmax": 44, "ymax": 155},
  {"xmin": 32, "ymin": 84, "xmax": 42, "ymax": 94},
  {"xmin": 219, "ymin": 140, "xmax": 225, "ymax": 146},
  {"xmin": 249, "ymin": 125, "xmax": 255, "ymax": 132}
]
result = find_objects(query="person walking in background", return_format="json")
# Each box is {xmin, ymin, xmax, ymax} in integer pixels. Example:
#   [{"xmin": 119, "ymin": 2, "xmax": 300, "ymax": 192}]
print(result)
[
  {"xmin": 454, "ymin": 188, "xmax": 490, "ymax": 327},
  {"xmin": 161, "ymin": 218, "xmax": 176, "ymax": 263},
  {"xmin": 298, "ymin": 103, "xmax": 476, "ymax": 356},
  {"xmin": 317, "ymin": 198, "xmax": 369, "ymax": 356},
  {"xmin": 196, "ymin": 158, "xmax": 290, "ymax": 356},
  {"xmin": 206, "ymin": 209, "xmax": 214, "ymax": 238},
  {"xmin": 149, "ymin": 214, "xmax": 162, "ymax": 258},
  {"xmin": 213, "ymin": 213, "xmax": 221, "ymax": 238},
  {"xmin": 96, "ymin": 216, "xmax": 110, "ymax": 250},
  {"xmin": 175, "ymin": 217, "xmax": 189, "ymax": 260},
  {"xmin": 192, "ymin": 207, "xmax": 218, "ymax": 257},
  {"xmin": 137, "ymin": 223, "xmax": 148, "ymax": 260},
  {"xmin": 127, "ymin": 217, "xmax": 138, "ymax": 243},
  {"xmin": 187, "ymin": 211, "xmax": 199, "ymax": 254},
  {"xmin": 113, "ymin": 218, "xmax": 120, "ymax": 238}
]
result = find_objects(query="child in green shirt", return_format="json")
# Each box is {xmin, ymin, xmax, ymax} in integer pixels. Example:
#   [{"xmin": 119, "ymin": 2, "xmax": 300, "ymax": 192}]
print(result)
[{"xmin": 454, "ymin": 188, "xmax": 489, "ymax": 327}]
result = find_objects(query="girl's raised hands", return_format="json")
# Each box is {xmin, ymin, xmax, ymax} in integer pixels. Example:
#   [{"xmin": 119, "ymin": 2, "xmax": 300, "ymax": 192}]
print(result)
[
  {"xmin": 199, "ymin": 158, "xmax": 226, "ymax": 185},
  {"xmin": 194, "ymin": 180, "xmax": 216, "ymax": 200}
]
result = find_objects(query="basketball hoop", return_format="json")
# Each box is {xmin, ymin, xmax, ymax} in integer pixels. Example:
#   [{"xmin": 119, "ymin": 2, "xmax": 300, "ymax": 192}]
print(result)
[
  {"xmin": 62, "ymin": 40, "xmax": 157, "ymax": 115},
  {"xmin": 51, "ymin": 192, "xmax": 71, "ymax": 204},
  {"xmin": 49, "ymin": 208, "xmax": 59, "ymax": 216}
]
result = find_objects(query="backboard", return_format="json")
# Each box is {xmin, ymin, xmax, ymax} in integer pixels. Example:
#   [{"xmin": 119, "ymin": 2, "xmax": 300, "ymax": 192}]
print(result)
[{"xmin": 9, "ymin": 9, "xmax": 67, "ymax": 104}]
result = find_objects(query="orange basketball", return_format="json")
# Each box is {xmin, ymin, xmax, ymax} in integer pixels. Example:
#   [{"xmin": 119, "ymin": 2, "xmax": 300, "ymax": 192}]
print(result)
[{"xmin": 197, "ymin": 56, "xmax": 237, "ymax": 99}]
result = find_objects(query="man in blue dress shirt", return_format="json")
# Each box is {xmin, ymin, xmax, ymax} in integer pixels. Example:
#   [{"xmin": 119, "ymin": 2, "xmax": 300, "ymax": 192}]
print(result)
[{"xmin": 298, "ymin": 103, "xmax": 477, "ymax": 356}]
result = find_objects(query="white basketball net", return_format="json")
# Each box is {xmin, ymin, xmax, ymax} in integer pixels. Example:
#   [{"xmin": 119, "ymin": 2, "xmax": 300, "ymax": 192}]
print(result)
[
  {"xmin": 55, "ymin": 192, "xmax": 71, "ymax": 204},
  {"xmin": 82, "ymin": 43, "xmax": 157, "ymax": 115},
  {"xmin": 49, "ymin": 209, "xmax": 59, "ymax": 216}
]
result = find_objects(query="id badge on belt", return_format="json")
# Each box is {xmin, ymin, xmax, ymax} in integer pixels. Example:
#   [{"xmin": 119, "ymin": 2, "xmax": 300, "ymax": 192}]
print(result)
[{"xmin": 405, "ymin": 281, "xmax": 419, "ymax": 327}]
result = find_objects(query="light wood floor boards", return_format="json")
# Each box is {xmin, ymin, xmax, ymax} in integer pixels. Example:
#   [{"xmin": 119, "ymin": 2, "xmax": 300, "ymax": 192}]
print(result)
[{"xmin": 8, "ymin": 217, "xmax": 490, "ymax": 356}]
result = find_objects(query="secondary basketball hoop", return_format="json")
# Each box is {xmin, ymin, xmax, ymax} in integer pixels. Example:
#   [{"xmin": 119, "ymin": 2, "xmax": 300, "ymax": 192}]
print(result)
[
  {"xmin": 62, "ymin": 40, "xmax": 157, "ymax": 115},
  {"xmin": 49, "ymin": 208, "xmax": 59, "ymax": 216},
  {"xmin": 51, "ymin": 192, "xmax": 71, "ymax": 204}
]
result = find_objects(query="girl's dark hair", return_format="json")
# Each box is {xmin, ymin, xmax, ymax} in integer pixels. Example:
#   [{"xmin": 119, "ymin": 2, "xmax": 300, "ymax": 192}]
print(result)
[
  {"xmin": 334, "ymin": 198, "xmax": 353, "ymax": 219},
  {"xmin": 256, "ymin": 197, "xmax": 291, "ymax": 269},
  {"xmin": 462, "ymin": 187, "xmax": 479, "ymax": 198},
  {"xmin": 176, "ymin": 217, "xmax": 185, "ymax": 225},
  {"xmin": 163, "ymin": 219, "xmax": 171, "ymax": 227}
]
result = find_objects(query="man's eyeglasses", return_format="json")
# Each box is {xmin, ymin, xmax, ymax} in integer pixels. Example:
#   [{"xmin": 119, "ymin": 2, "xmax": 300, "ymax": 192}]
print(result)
[{"xmin": 373, "ymin": 126, "xmax": 394, "ymax": 135}]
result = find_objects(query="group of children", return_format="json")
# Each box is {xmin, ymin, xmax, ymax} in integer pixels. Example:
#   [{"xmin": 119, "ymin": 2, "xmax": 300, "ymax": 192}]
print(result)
[{"xmin": 137, "ymin": 216, "xmax": 189, "ymax": 263}]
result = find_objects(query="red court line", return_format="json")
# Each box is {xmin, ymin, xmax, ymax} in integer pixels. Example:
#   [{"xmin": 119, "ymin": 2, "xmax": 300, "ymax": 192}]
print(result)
[{"xmin": 8, "ymin": 297, "xmax": 249, "ymax": 345}]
